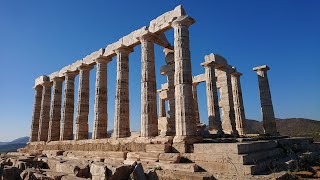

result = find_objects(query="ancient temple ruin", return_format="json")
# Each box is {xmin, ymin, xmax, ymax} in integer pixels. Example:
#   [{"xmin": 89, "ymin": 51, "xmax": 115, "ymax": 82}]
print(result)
[{"xmin": 21, "ymin": 6, "xmax": 320, "ymax": 178}]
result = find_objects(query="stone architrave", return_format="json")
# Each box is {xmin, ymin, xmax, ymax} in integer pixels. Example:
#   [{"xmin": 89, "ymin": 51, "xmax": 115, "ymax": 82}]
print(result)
[
  {"xmin": 30, "ymin": 85, "xmax": 43, "ymax": 142},
  {"xmin": 253, "ymin": 65, "xmax": 278, "ymax": 135},
  {"xmin": 113, "ymin": 46, "xmax": 132, "ymax": 138},
  {"xmin": 140, "ymin": 34, "xmax": 158, "ymax": 137},
  {"xmin": 48, "ymin": 77, "xmax": 64, "ymax": 141},
  {"xmin": 38, "ymin": 80, "xmax": 52, "ymax": 141},
  {"xmin": 192, "ymin": 83, "xmax": 200, "ymax": 125},
  {"xmin": 75, "ymin": 64, "xmax": 92, "ymax": 140},
  {"xmin": 216, "ymin": 67, "xmax": 238, "ymax": 135},
  {"xmin": 201, "ymin": 61, "xmax": 223, "ymax": 135},
  {"xmin": 60, "ymin": 71, "xmax": 77, "ymax": 140},
  {"xmin": 231, "ymin": 71, "xmax": 247, "ymax": 135},
  {"xmin": 171, "ymin": 16, "xmax": 197, "ymax": 138},
  {"xmin": 92, "ymin": 58, "xmax": 111, "ymax": 139}
]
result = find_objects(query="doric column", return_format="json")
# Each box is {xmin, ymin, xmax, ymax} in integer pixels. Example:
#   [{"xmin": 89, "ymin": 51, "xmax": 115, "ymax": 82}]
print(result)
[
  {"xmin": 201, "ymin": 61, "xmax": 223, "ymax": 135},
  {"xmin": 30, "ymin": 85, "xmax": 43, "ymax": 142},
  {"xmin": 140, "ymin": 34, "xmax": 158, "ymax": 137},
  {"xmin": 217, "ymin": 67, "xmax": 238, "ymax": 135},
  {"xmin": 48, "ymin": 77, "xmax": 64, "ymax": 141},
  {"xmin": 38, "ymin": 79, "xmax": 52, "ymax": 141},
  {"xmin": 92, "ymin": 58, "xmax": 111, "ymax": 139},
  {"xmin": 75, "ymin": 64, "xmax": 92, "ymax": 140},
  {"xmin": 163, "ymin": 48, "xmax": 175, "ymax": 135},
  {"xmin": 253, "ymin": 65, "xmax": 278, "ymax": 135},
  {"xmin": 172, "ymin": 16, "xmax": 196, "ymax": 137},
  {"xmin": 192, "ymin": 83, "xmax": 200, "ymax": 125},
  {"xmin": 113, "ymin": 46, "xmax": 132, "ymax": 138},
  {"xmin": 231, "ymin": 71, "xmax": 247, "ymax": 135},
  {"xmin": 159, "ymin": 96, "xmax": 166, "ymax": 118},
  {"xmin": 60, "ymin": 71, "xmax": 77, "ymax": 140}
]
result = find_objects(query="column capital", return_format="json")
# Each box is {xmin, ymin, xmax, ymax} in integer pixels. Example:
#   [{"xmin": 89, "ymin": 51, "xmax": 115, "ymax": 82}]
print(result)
[
  {"xmin": 78, "ymin": 63, "xmax": 94, "ymax": 71},
  {"xmin": 94, "ymin": 57, "xmax": 112, "ymax": 64},
  {"xmin": 138, "ymin": 32, "xmax": 156, "ymax": 42},
  {"xmin": 51, "ymin": 76, "xmax": 64, "ymax": 83},
  {"xmin": 34, "ymin": 85, "xmax": 43, "ymax": 90},
  {"xmin": 42, "ymin": 81, "xmax": 52, "ymax": 87},
  {"xmin": 232, "ymin": 72, "xmax": 243, "ymax": 77},
  {"xmin": 64, "ymin": 71, "xmax": 78, "ymax": 78},
  {"xmin": 201, "ymin": 61, "xmax": 216, "ymax": 68},
  {"xmin": 171, "ymin": 15, "xmax": 195, "ymax": 28},
  {"xmin": 114, "ymin": 45, "xmax": 133, "ymax": 55},
  {"xmin": 253, "ymin": 65, "xmax": 270, "ymax": 72}
]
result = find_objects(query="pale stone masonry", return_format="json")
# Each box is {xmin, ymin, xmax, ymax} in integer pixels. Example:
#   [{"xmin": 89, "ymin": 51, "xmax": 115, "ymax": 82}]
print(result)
[
  {"xmin": 140, "ymin": 34, "xmax": 158, "ymax": 137},
  {"xmin": 60, "ymin": 72, "xmax": 77, "ymax": 140},
  {"xmin": 253, "ymin": 65, "xmax": 278, "ymax": 135},
  {"xmin": 92, "ymin": 58, "xmax": 110, "ymax": 139},
  {"xmin": 48, "ymin": 77, "xmax": 63, "ymax": 141},
  {"xmin": 38, "ymin": 78, "xmax": 52, "ymax": 141},
  {"xmin": 75, "ymin": 64, "xmax": 92, "ymax": 140},
  {"xmin": 30, "ymin": 5, "xmax": 280, "ymax": 143}
]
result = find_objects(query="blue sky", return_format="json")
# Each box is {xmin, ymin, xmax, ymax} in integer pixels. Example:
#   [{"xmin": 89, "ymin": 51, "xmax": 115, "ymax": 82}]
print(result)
[{"xmin": 0, "ymin": 1, "xmax": 319, "ymax": 141}]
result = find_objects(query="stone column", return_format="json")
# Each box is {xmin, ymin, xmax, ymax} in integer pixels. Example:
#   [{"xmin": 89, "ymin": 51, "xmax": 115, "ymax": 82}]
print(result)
[
  {"xmin": 48, "ymin": 77, "xmax": 64, "ymax": 141},
  {"xmin": 217, "ymin": 67, "xmax": 238, "ymax": 135},
  {"xmin": 113, "ymin": 46, "xmax": 132, "ymax": 138},
  {"xmin": 75, "ymin": 64, "xmax": 92, "ymax": 140},
  {"xmin": 253, "ymin": 65, "xmax": 278, "ymax": 135},
  {"xmin": 92, "ymin": 58, "xmax": 111, "ymax": 139},
  {"xmin": 38, "ymin": 80, "xmax": 52, "ymax": 141},
  {"xmin": 172, "ymin": 16, "xmax": 197, "ymax": 138},
  {"xmin": 159, "ymin": 97, "xmax": 166, "ymax": 118},
  {"xmin": 231, "ymin": 71, "xmax": 247, "ymax": 135},
  {"xmin": 30, "ymin": 85, "xmax": 43, "ymax": 142},
  {"xmin": 60, "ymin": 71, "xmax": 77, "ymax": 140},
  {"xmin": 201, "ymin": 61, "xmax": 223, "ymax": 135},
  {"xmin": 140, "ymin": 34, "xmax": 158, "ymax": 137},
  {"xmin": 192, "ymin": 83, "xmax": 200, "ymax": 125}
]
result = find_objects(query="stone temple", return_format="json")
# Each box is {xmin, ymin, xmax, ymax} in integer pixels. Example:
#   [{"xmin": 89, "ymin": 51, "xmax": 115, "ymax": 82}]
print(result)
[{"xmin": 15, "ymin": 5, "xmax": 319, "ymax": 179}]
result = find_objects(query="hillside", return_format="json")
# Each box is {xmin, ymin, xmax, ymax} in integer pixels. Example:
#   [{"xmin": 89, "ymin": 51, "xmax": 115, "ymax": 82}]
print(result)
[{"xmin": 246, "ymin": 118, "xmax": 320, "ymax": 141}]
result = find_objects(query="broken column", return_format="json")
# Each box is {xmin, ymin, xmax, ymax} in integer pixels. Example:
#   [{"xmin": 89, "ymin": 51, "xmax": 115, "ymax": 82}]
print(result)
[
  {"xmin": 171, "ymin": 16, "xmax": 197, "ymax": 138},
  {"xmin": 140, "ymin": 33, "xmax": 158, "ymax": 137},
  {"xmin": 201, "ymin": 61, "xmax": 223, "ymax": 135},
  {"xmin": 30, "ymin": 85, "xmax": 43, "ymax": 142},
  {"xmin": 92, "ymin": 58, "xmax": 111, "ymax": 139},
  {"xmin": 231, "ymin": 70, "xmax": 247, "ymax": 135},
  {"xmin": 253, "ymin": 65, "xmax": 278, "ymax": 135},
  {"xmin": 75, "ymin": 64, "xmax": 92, "ymax": 140},
  {"xmin": 38, "ymin": 77, "xmax": 52, "ymax": 141},
  {"xmin": 48, "ymin": 77, "xmax": 64, "ymax": 141},
  {"xmin": 113, "ymin": 46, "xmax": 132, "ymax": 138},
  {"xmin": 60, "ymin": 71, "xmax": 77, "ymax": 140}
]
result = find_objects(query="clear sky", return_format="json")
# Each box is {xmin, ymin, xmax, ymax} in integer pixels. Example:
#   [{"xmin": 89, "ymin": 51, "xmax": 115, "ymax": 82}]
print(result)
[{"xmin": 0, "ymin": 1, "xmax": 319, "ymax": 142}]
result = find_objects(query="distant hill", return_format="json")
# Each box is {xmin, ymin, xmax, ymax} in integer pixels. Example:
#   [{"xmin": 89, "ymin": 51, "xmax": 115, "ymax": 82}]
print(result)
[
  {"xmin": 0, "ymin": 136, "xmax": 29, "ymax": 153},
  {"xmin": 246, "ymin": 118, "xmax": 320, "ymax": 141}
]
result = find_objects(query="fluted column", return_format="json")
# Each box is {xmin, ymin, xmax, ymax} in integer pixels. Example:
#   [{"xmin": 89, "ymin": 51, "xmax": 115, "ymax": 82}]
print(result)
[
  {"xmin": 140, "ymin": 34, "xmax": 158, "ymax": 137},
  {"xmin": 201, "ymin": 61, "xmax": 223, "ymax": 135},
  {"xmin": 30, "ymin": 85, "xmax": 43, "ymax": 142},
  {"xmin": 172, "ymin": 16, "xmax": 196, "ymax": 138},
  {"xmin": 231, "ymin": 71, "xmax": 247, "ymax": 135},
  {"xmin": 192, "ymin": 83, "xmax": 200, "ymax": 125},
  {"xmin": 217, "ymin": 68, "xmax": 238, "ymax": 135},
  {"xmin": 253, "ymin": 65, "xmax": 278, "ymax": 135},
  {"xmin": 48, "ymin": 77, "xmax": 63, "ymax": 141},
  {"xmin": 75, "ymin": 64, "xmax": 92, "ymax": 140},
  {"xmin": 60, "ymin": 71, "xmax": 77, "ymax": 140},
  {"xmin": 159, "ymin": 97, "xmax": 166, "ymax": 118},
  {"xmin": 92, "ymin": 58, "xmax": 111, "ymax": 139},
  {"xmin": 38, "ymin": 80, "xmax": 52, "ymax": 141},
  {"xmin": 113, "ymin": 46, "xmax": 132, "ymax": 138}
]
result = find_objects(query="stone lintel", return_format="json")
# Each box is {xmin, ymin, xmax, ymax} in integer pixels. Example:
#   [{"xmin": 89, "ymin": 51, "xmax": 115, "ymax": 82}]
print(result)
[
  {"xmin": 204, "ymin": 53, "xmax": 228, "ymax": 66},
  {"xmin": 192, "ymin": 74, "xmax": 206, "ymax": 84},
  {"xmin": 253, "ymin": 65, "xmax": 270, "ymax": 71},
  {"xmin": 34, "ymin": 75, "xmax": 50, "ymax": 88}
]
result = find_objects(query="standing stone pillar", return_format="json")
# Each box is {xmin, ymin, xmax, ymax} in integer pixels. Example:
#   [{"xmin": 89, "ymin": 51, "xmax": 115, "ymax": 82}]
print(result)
[
  {"xmin": 30, "ymin": 85, "xmax": 43, "ymax": 142},
  {"xmin": 60, "ymin": 71, "xmax": 77, "ymax": 140},
  {"xmin": 192, "ymin": 83, "xmax": 200, "ymax": 125},
  {"xmin": 113, "ymin": 46, "xmax": 132, "ymax": 138},
  {"xmin": 48, "ymin": 77, "xmax": 64, "ymax": 141},
  {"xmin": 217, "ymin": 67, "xmax": 238, "ymax": 135},
  {"xmin": 159, "ymin": 97, "xmax": 166, "ymax": 118},
  {"xmin": 253, "ymin": 65, "xmax": 278, "ymax": 135},
  {"xmin": 75, "ymin": 64, "xmax": 92, "ymax": 140},
  {"xmin": 231, "ymin": 71, "xmax": 247, "ymax": 135},
  {"xmin": 172, "ymin": 16, "xmax": 196, "ymax": 138},
  {"xmin": 92, "ymin": 58, "xmax": 111, "ymax": 139},
  {"xmin": 201, "ymin": 61, "xmax": 223, "ymax": 135},
  {"xmin": 140, "ymin": 34, "xmax": 158, "ymax": 137},
  {"xmin": 38, "ymin": 79, "xmax": 52, "ymax": 141}
]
